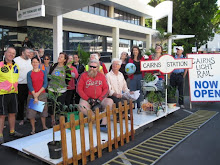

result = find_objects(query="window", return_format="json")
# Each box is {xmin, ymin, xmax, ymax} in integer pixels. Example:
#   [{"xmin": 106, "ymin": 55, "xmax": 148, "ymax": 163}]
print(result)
[
  {"xmin": 79, "ymin": 3, "xmax": 109, "ymax": 17},
  {"xmin": 114, "ymin": 9, "xmax": 141, "ymax": 25},
  {"xmin": 82, "ymin": 6, "xmax": 88, "ymax": 12},
  {"xmin": 89, "ymin": 6, "xmax": 95, "ymax": 14}
]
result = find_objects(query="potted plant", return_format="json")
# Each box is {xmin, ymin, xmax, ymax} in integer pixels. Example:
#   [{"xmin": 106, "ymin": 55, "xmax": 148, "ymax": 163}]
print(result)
[
  {"xmin": 167, "ymin": 85, "xmax": 177, "ymax": 109},
  {"xmin": 47, "ymin": 66, "xmax": 72, "ymax": 159},
  {"xmin": 60, "ymin": 104, "xmax": 80, "ymax": 130},
  {"xmin": 146, "ymin": 91, "xmax": 164, "ymax": 116},
  {"xmin": 143, "ymin": 73, "xmax": 158, "ymax": 85}
]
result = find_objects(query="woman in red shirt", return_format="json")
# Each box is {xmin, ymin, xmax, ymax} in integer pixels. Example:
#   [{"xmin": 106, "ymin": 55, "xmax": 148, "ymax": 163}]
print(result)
[
  {"xmin": 27, "ymin": 57, "xmax": 48, "ymax": 135},
  {"xmin": 148, "ymin": 45, "xmax": 165, "ymax": 80},
  {"xmin": 65, "ymin": 55, "xmax": 79, "ymax": 105}
]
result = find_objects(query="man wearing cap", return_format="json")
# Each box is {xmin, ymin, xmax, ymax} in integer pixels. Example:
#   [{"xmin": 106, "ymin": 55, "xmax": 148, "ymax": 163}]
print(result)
[{"xmin": 170, "ymin": 46, "xmax": 187, "ymax": 109}]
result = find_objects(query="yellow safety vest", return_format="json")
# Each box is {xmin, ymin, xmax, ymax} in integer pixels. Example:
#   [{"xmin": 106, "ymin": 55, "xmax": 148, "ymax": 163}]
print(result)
[
  {"xmin": 0, "ymin": 61, "xmax": 19, "ymax": 95},
  {"xmin": 85, "ymin": 65, "xmax": 103, "ymax": 73}
]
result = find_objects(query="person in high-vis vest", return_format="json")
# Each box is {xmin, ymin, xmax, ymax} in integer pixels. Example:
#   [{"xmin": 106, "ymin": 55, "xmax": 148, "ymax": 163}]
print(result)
[
  {"xmin": 85, "ymin": 54, "xmax": 104, "ymax": 74},
  {"xmin": 0, "ymin": 47, "xmax": 23, "ymax": 144}
]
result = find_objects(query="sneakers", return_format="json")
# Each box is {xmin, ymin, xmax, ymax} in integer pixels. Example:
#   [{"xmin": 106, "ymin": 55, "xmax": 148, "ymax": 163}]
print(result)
[
  {"xmin": 9, "ymin": 131, "xmax": 23, "ymax": 138},
  {"xmin": 180, "ymin": 105, "xmax": 185, "ymax": 109},
  {"xmin": 0, "ymin": 136, "xmax": 4, "ymax": 144},
  {"xmin": 100, "ymin": 125, "xmax": 108, "ymax": 133}
]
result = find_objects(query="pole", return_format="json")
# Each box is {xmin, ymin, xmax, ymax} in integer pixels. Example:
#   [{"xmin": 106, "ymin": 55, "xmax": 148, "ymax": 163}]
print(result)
[{"xmin": 165, "ymin": 74, "xmax": 168, "ymax": 115}]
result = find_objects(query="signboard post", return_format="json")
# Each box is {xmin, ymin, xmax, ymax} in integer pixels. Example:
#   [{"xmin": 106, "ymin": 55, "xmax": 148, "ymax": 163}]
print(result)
[
  {"xmin": 141, "ymin": 54, "xmax": 193, "ymax": 114},
  {"xmin": 192, "ymin": 47, "xmax": 197, "ymax": 53},
  {"xmin": 17, "ymin": 5, "xmax": 45, "ymax": 21},
  {"xmin": 188, "ymin": 54, "xmax": 220, "ymax": 102}
]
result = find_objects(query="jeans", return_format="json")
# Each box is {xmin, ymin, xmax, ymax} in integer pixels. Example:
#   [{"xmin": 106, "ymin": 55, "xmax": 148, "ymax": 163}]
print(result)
[{"xmin": 129, "ymin": 74, "xmax": 143, "ymax": 109}]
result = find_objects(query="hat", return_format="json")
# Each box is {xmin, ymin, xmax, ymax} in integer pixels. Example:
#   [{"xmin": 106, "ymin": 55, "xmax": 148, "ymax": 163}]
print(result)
[{"xmin": 176, "ymin": 46, "xmax": 184, "ymax": 51}]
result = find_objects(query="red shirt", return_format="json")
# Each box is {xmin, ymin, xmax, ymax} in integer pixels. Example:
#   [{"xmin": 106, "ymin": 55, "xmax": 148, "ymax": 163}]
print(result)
[
  {"xmin": 28, "ymin": 71, "xmax": 46, "ymax": 95},
  {"xmin": 67, "ymin": 66, "xmax": 79, "ymax": 90},
  {"xmin": 100, "ymin": 61, "xmax": 108, "ymax": 74},
  {"xmin": 148, "ymin": 55, "xmax": 164, "ymax": 80},
  {"xmin": 77, "ymin": 72, "xmax": 109, "ymax": 101}
]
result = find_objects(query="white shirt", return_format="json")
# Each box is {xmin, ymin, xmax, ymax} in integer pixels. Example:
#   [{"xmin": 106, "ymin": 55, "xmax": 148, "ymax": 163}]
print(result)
[
  {"xmin": 14, "ymin": 56, "xmax": 32, "ymax": 84},
  {"xmin": 106, "ymin": 70, "xmax": 130, "ymax": 96}
]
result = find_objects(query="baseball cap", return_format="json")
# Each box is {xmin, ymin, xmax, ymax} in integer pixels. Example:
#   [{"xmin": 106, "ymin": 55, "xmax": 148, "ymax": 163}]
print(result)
[{"xmin": 176, "ymin": 46, "xmax": 184, "ymax": 51}]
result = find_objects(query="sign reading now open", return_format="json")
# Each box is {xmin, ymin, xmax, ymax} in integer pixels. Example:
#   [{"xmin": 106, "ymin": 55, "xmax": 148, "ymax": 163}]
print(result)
[
  {"xmin": 140, "ymin": 54, "xmax": 193, "ymax": 74},
  {"xmin": 188, "ymin": 54, "xmax": 220, "ymax": 102}
]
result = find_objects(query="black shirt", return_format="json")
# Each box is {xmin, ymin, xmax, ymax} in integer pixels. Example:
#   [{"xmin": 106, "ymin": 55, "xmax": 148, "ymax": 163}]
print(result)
[{"xmin": 133, "ymin": 60, "xmax": 141, "ymax": 74}]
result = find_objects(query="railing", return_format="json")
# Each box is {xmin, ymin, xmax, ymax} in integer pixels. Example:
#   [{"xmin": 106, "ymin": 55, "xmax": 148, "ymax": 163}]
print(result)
[{"xmin": 53, "ymin": 100, "xmax": 134, "ymax": 165}]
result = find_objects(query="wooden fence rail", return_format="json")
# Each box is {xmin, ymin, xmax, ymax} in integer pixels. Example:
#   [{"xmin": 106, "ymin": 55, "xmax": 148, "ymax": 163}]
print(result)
[{"xmin": 53, "ymin": 100, "xmax": 134, "ymax": 165}]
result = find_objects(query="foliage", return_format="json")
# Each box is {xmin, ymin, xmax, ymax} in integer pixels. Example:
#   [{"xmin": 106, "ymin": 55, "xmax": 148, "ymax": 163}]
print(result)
[
  {"xmin": 144, "ymin": 47, "xmax": 155, "ymax": 55},
  {"xmin": 167, "ymin": 85, "xmax": 176, "ymax": 99},
  {"xmin": 154, "ymin": 28, "xmax": 172, "ymax": 46},
  {"xmin": 147, "ymin": 91, "xmax": 164, "ymax": 103},
  {"xmin": 143, "ymin": 73, "xmax": 156, "ymax": 83},
  {"xmin": 77, "ymin": 44, "xmax": 90, "ymax": 66},
  {"xmin": 211, "ymin": 9, "xmax": 220, "ymax": 34},
  {"xmin": 27, "ymin": 27, "xmax": 53, "ymax": 49},
  {"xmin": 47, "ymin": 65, "xmax": 72, "ymax": 143},
  {"xmin": 148, "ymin": 0, "xmax": 219, "ymax": 53}
]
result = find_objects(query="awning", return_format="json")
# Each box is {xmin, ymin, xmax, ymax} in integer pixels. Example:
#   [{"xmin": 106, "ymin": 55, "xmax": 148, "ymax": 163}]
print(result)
[{"xmin": 0, "ymin": 0, "xmax": 104, "ymax": 16}]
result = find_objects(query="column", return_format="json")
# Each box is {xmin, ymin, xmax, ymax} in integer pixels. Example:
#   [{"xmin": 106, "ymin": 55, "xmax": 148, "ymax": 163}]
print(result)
[
  {"xmin": 167, "ymin": 1, "xmax": 173, "ymax": 55},
  {"xmin": 140, "ymin": 17, "xmax": 145, "ymax": 26},
  {"xmin": 152, "ymin": 17, "xmax": 156, "ymax": 30},
  {"xmin": 109, "ymin": 6, "xmax": 114, "ymax": 18},
  {"xmin": 53, "ymin": 15, "xmax": 63, "ymax": 62},
  {"xmin": 112, "ymin": 27, "xmax": 119, "ymax": 58},
  {"xmin": 146, "ymin": 34, "xmax": 152, "ymax": 51},
  {"xmin": 63, "ymin": 31, "xmax": 69, "ymax": 51},
  {"xmin": 130, "ymin": 40, "xmax": 133, "ymax": 51},
  {"xmin": 102, "ymin": 36, "xmax": 107, "ymax": 52}
]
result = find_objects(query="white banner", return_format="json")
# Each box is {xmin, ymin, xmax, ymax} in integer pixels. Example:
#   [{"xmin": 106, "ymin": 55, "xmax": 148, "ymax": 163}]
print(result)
[
  {"xmin": 141, "ymin": 54, "xmax": 193, "ymax": 74},
  {"xmin": 17, "ymin": 5, "xmax": 45, "ymax": 21},
  {"xmin": 188, "ymin": 54, "xmax": 220, "ymax": 102}
]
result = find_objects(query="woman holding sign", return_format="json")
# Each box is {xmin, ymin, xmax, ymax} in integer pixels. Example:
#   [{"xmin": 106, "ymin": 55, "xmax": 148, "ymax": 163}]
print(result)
[
  {"xmin": 27, "ymin": 57, "xmax": 48, "ymax": 135},
  {"xmin": 127, "ymin": 46, "xmax": 146, "ymax": 112}
]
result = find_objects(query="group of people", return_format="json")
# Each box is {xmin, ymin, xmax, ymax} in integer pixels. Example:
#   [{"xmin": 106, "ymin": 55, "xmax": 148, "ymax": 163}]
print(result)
[{"xmin": 0, "ymin": 44, "xmax": 187, "ymax": 144}]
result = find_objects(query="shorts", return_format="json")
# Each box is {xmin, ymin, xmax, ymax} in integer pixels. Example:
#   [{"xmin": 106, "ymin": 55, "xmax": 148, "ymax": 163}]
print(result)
[
  {"xmin": 27, "ymin": 93, "xmax": 48, "ymax": 119},
  {"xmin": 0, "ymin": 93, "xmax": 18, "ymax": 115},
  {"xmin": 79, "ymin": 98, "xmax": 113, "ymax": 112}
]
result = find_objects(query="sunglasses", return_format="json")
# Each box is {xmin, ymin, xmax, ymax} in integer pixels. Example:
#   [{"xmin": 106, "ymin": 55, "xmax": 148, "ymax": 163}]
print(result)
[
  {"xmin": 89, "ymin": 65, "xmax": 97, "ymax": 68},
  {"xmin": 44, "ymin": 59, "xmax": 49, "ymax": 60}
]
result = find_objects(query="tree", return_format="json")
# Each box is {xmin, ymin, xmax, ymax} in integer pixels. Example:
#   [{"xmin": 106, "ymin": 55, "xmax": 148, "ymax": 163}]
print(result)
[
  {"xmin": 212, "ymin": 9, "xmax": 220, "ymax": 34},
  {"xmin": 27, "ymin": 27, "xmax": 53, "ymax": 49},
  {"xmin": 148, "ymin": 0, "xmax": 218, "ymax": 53}
]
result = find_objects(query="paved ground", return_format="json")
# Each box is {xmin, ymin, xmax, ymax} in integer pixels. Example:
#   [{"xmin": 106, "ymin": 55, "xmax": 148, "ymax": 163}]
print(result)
[{"xmin": 1, "ymin": 100, "xmax": 220, "ymax": 165}]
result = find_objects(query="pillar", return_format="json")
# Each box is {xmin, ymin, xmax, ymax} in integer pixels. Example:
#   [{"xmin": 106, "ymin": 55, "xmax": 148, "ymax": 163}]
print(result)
[
  {"xmin": 140, "ymin": 17, "xmax": 145, "ymax": 26},
  {"xmin": 112, "ymin": 27, "xmax": 119, "ymax": 58},
  {"xmin": 53, "ymin": 15, "xmax": 63, "ymax": 62},
  {"xmin": 146, "ymin": 34, "xmax": 152, "ymax": 51},
  {"xmin": 109, "ymin": 6, "xmax": 114, "ymax": 18},
  {"xmin": 167, "ymin": 1, "xmax": 173, "ymax": 55}
]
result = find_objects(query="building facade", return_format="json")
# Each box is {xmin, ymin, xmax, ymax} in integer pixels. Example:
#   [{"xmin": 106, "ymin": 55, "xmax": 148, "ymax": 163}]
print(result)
[{"xmin": 0, "ymin": 0, "xmax": 163, "ymax": 61}]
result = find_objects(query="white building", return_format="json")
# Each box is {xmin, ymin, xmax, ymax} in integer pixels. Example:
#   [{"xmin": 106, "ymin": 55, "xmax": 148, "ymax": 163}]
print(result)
[
  {"xmin": 0, "ymin": 0, "xmax": 179, "ymax": 61},
  {"xmin": 199, "ymin": 33, "xmax": 220, "ymax": 53}
]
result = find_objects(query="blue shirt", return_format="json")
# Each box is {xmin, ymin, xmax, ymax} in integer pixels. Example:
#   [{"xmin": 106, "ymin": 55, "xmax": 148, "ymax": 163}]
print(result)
[{"xmin": 172, "ymin": 54, "xmax": 185, "ymax": 73}]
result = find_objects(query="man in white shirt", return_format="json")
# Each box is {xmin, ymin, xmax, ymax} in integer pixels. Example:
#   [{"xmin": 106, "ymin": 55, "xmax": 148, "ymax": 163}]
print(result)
[
  {"xmin": 14, "ymin": 47, "xmax": 32, "ymax": 125},
  {"xmin": 106, "ymin": 58, "xmax": 134, "ymax": 107}
]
